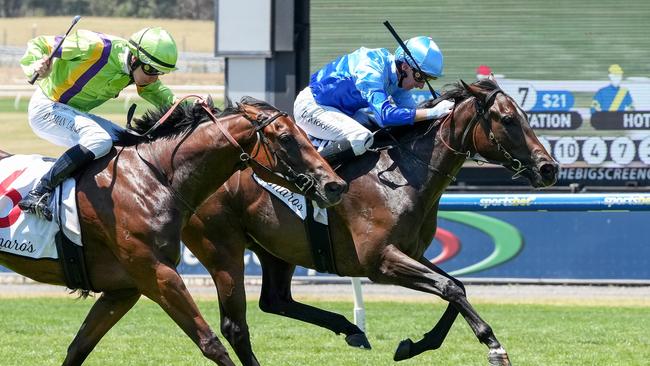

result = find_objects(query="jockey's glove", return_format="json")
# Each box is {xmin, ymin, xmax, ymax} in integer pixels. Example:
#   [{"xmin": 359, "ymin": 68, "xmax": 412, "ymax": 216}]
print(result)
[{"xmin": 425, "ymin": 100, "xmax": 455, "ymax": 120}]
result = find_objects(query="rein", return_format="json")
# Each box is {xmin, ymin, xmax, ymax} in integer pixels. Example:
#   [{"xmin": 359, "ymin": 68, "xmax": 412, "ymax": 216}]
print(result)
[{"xmin": 372, "ymin": 86, "xmax": 528, "ymax": 181}]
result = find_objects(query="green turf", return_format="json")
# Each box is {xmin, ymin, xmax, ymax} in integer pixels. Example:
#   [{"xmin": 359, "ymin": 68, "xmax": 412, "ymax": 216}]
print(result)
[
  {"xmin": 0, "ymin": 298, "xmax": 647, "ymax": 365},
  {"xmin": 310, "ymin": 0, "xmax": 650, "ymax": 81}
]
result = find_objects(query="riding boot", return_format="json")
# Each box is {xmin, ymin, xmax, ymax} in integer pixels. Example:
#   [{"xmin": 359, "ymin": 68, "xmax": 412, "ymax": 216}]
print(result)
[
  {"xmin": 18, "ymin": 145, "xmax": 95, "ymax": 221},
  {"xmin": 319, "ymin": 139, "xmax": 358, "ymax": 166}
]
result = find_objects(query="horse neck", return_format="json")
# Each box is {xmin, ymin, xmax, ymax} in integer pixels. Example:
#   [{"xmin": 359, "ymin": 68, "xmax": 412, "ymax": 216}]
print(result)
[
  {"xmin": 403, "ymin": 99, "xmax": 475, "ymax": 210},
  {"xmin": 142, "ymin": 114, "xmax": 257, "ymax": 211}
]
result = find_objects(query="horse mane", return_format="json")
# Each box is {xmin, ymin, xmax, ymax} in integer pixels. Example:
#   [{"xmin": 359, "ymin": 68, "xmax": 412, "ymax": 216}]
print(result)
[
  {"xmin": 115, "ymin": 96, "xmax": 279, "ymax": 146},
  {"xmin": 430, "ymin": 78, "xmax": 500, "ymax": 106}
]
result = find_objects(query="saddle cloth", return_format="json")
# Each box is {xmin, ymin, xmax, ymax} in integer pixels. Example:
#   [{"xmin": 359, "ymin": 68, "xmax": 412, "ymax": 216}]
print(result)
[
  {"xmin": 0, "ymin": 154, "xmax": 81, "ymax": 259},
  {"xmin": 252, "ymin": 173, "xmax": 329, "ymax": 225}
]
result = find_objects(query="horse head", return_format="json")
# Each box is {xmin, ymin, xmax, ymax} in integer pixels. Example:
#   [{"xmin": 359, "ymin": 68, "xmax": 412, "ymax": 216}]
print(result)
[
  {"xmin": 234, "ymin": 97, "xmax": 347, "ymax": 207},
  {"xmin": 452, "ymin": 77, "xmax": 559, "ymax": 187}
]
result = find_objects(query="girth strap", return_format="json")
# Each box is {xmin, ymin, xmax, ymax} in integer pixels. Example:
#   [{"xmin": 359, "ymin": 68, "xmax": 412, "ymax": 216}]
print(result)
[
  {"xmin": 304, "ymin": 200, "xmax": 338, "ymax": 274},
  {"xmin": 55, "ymin": 187, "xmax": 94, "ymax": 292}
]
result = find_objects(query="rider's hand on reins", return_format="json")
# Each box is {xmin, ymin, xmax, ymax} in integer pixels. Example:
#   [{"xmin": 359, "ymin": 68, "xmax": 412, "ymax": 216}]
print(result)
[{"xmin": 416, "ymin": 100, "xmax": 455, "ymax": 122}]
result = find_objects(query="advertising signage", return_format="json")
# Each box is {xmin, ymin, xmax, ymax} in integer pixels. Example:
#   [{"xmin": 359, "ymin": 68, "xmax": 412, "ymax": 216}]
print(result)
[{"xmin": 423, "ymin": 77, "xmax": 650, "ymax": 187}]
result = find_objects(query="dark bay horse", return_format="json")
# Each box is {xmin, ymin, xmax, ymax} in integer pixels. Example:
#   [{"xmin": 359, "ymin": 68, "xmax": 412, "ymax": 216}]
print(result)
[
  {"xmin": 182, "ymin": 79, "xmax": 559, "ymax": 366},
  {"xmin": 0, "ymin": 96, "xmax": 346, "ymax": 365}
]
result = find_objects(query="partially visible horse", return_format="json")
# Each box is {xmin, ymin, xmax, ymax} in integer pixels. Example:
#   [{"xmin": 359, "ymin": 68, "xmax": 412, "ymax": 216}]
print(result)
[
  {"xmin": 182, "ymin": 79, "xmax": 559, "ymax": 365},
  {"xmin": 0, "ymin": 96, "xmax": 346, "ymax": 365}
]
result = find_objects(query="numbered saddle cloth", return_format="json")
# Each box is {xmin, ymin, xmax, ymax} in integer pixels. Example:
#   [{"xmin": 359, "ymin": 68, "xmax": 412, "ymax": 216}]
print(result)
[{"xmin": 0, "ymin": 154, "xmax": 81, "ymax": 259}]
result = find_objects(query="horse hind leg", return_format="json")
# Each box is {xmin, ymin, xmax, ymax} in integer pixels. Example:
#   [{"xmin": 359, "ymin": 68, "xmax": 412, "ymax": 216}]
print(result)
[
  {"xmin": 255, "ymin": 247, "xmax": 371, "ymax": 349},
  {"xmin": 62, "ymin": 288, "xmax": 141, "ymax": 366},
  {"xmin": 372, "ymin": 245, "xmax": 510, "ymax": 365}
]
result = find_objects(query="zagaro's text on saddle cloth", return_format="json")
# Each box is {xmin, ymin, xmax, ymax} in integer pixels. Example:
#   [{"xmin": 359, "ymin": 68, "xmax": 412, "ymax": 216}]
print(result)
[{"xmin": 0, "ymin": 154, "xmax": 81, "ymax": 259}]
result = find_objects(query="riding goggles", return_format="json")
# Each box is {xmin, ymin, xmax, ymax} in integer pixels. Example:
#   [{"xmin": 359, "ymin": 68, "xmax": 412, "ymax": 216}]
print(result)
[
  {"xmin": 142, "ymin": 63, "xmax": 165, "ymax": 76},
  {"xmin": 413, "ymin": 69, "xmax": 437, "ymax": 83}
]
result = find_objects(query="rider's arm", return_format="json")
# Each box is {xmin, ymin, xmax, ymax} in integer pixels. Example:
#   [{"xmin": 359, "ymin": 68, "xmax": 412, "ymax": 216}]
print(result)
[
  {"xmin": 137, "ymin": 80, "xmax": 175, "ymax": 108},
  {"xmin": 20, "ymin": 31, "xmax": 104, "ymax": 78},
  {"xmin": 354, "ymin": 56, "xmax": 416, "ymax": 128}
]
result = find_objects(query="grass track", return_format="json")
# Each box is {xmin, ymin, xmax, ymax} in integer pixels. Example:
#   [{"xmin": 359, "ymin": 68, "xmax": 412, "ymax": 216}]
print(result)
[{"xmin": 0, "ymin": 298, "xmax": 647, "ymax": 366}]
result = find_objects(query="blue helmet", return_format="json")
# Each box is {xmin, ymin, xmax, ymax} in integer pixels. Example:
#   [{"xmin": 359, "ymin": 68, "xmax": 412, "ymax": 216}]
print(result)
[{"xmin": 394, "ymin": 36, "xmax": 444, "ymax": 77}]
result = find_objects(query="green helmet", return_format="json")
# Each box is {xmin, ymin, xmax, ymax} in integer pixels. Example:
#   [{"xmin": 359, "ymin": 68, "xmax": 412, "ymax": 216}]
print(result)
[{"xmin": 128, "ymin": 27, "xmax": 178, "ymax": 74}]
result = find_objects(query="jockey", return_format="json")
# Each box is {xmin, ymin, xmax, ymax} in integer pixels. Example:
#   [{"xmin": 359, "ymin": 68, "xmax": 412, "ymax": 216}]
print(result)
[
  {"xmin": 18, "ymin": 27, "xmax": 178, "ymax": 221},
  {"xmin": 294, "ymin": 36, "xmax": 454, "ymax": 165}
]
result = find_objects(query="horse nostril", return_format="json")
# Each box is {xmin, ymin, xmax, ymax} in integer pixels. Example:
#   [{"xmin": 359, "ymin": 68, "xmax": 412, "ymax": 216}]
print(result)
[
  {"xmin": 539, "ymin": 162, "xmax": 558, "ymax": 180},
  {"xmin": 325, "ymin": 181, "xmax": 347, "ymax": 196}
]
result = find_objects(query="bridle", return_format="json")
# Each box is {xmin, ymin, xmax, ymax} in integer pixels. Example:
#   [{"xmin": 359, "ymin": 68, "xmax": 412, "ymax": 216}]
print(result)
[
  {"xmin": 437, "ymin": 87, "xmax": 527, "ymax": 179},
  {"xmin": 373, "ymin": 85, "xmax": 528, "ymax": 182},
  {"xmin": 237, "ymin": 107, "xmax": 316, "ymax": 193},
  {"xmin": 133, "ymin": 95, "xmax": 316, "ymax": 215}
]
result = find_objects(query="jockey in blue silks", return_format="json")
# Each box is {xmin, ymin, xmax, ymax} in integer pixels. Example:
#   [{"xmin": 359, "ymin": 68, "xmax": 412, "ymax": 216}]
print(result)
[{"xmin": 294, "ymin": 36, "xmax": 454, "ymax": 165}]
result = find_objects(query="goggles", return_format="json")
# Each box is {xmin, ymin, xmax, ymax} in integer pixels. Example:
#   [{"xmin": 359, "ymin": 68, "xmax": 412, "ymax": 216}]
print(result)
[
  {"xmin": 141, "ymin": 63, "xmax": 164, "ymax": 76},
  {"xmin": 413, "ymin": 69, "xmax": 437, "ymax": 83}
]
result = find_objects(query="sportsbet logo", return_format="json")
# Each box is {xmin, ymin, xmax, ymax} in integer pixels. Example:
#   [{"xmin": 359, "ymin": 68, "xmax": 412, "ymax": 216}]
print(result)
[
  {"xmin": 604, "ymin": 195, "xmax": 650, "ymax": 207},
  {"xmin": 479, "ymin": 196, "xmax": 535, "ymax": 209}
]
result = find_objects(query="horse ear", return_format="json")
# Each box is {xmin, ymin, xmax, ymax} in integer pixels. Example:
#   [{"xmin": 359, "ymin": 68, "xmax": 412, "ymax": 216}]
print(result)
[
  {"xmin": 488, "ymin": 73, "xmax": 498, "ymax": 83},
  {"xmin": 461, "ymin": 79, "xmax": 480, "ymax": 98}
]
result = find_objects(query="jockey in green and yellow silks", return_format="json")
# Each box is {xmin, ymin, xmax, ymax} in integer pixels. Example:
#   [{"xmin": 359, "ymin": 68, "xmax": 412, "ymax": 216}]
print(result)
[{"xmin": 18, "ymin": 27, "xmax": 178, "ymax": 221}]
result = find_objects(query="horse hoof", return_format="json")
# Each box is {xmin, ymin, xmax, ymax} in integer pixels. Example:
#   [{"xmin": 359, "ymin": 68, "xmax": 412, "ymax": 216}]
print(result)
[
  {"xmin": 393, "ymin": 338, "xmax": 414, "ymax": 361},
  {"xmin": 488, "ymin": 347, "xmax": 511, "ymax": 366},
  {"xmin": 345, "ymin": 333, "xmax": 372, "ymax": 349}
]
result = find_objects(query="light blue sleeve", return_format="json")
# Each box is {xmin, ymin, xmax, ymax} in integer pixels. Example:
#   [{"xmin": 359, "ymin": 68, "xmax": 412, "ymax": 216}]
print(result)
[{"xmin": 353, "ymin": 52, "xmax": 416, "ymax": 127}]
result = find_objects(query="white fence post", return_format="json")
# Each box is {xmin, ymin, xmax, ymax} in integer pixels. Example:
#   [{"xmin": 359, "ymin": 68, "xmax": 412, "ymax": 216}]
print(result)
[{"xmin": 351, "ymin": 277, "xmax": 366, "ymax": 332}]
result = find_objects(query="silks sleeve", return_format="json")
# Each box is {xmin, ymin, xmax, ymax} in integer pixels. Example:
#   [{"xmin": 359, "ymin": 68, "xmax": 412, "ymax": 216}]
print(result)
[
  {"xmin": 137, "ymin": 80, "xmax": 175, "ymax": 108},
  {"xmin": 20, "ymin": 31, "xmax": 101, "ymax": 78},
  {"xmin": 354, "ymin": 55, "xmax": 415, "ymax": 127}
]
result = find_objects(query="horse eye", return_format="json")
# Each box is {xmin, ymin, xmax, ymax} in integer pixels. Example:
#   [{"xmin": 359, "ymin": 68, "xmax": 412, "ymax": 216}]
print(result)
[
  {"xmin": 279, "ymin": 134, "xmax": 292, "ymax": 143},
  {"xmin": 502, "ymin": 116, "xmax": 515, "ymax": 125}
]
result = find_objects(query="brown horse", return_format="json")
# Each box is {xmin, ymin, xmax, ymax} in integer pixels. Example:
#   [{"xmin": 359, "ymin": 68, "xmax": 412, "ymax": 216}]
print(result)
[
  {"xmin": 0, "ymin": 96, "xmax": 346, "ymax": 365},
  {"xmin": 181, "ymin": 79, "xmax": 559, "ymax": 365}
]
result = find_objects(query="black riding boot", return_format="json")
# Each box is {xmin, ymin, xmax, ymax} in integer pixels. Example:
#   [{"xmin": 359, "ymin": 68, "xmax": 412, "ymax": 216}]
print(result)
[
  {"xmin": 320, "ymin": 139, "xmax": 357, "ymax": 166},
  {"xmin": 18, "ymin": 145, "xmax": 95, "ymax": 221}
]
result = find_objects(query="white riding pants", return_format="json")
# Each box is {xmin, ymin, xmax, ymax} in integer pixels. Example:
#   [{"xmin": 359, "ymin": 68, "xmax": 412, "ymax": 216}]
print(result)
[
  {"xmin": 27, "ymin": 88, "xmax": 125, "ymax": 158},
  {"xmin": 293, "ymin": 87, "xmax": 374, "ymax": 156}
]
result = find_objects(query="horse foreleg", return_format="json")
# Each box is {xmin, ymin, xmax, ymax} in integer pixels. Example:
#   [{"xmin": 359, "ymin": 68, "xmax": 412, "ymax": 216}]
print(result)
[
  {"xmin": 210, "ymin": 247, "xmax": 260, "ymax": 366},
  {"xmin": 255, "ymin": 247, "xmax": 371, "ymax": 349},
  {"xmin": 124, "ymin": 252, "xmax": 235, "ymax": 366},
  {"xmin": 371, "ymin": 245, "xmax": 510, "ymax": 365},
  {"xmin": 61, "ymin": 289, "xmax": 140, "ymax": 366}
]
